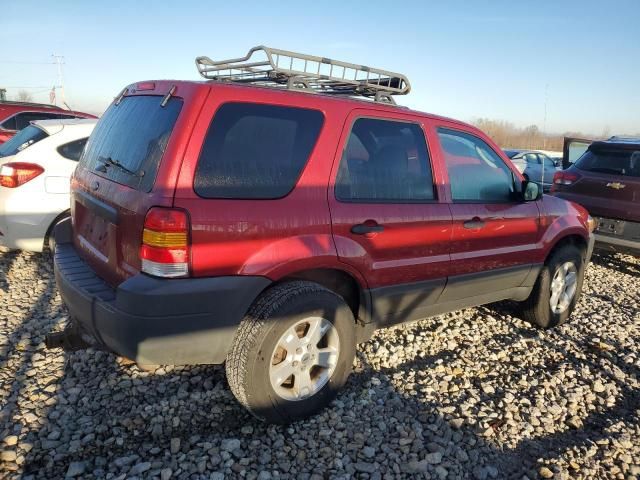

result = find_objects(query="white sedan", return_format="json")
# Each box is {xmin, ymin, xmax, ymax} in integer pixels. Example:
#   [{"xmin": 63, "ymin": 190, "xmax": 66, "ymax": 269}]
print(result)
[{"xmin": 0, "ymin": 118, "xmax": 97, "ymax": 252}]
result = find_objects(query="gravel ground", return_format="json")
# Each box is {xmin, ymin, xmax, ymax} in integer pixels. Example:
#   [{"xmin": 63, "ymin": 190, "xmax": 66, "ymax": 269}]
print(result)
[{"xmin": 0, "ymin": 247, "xmax": 639, "ymax": 480}]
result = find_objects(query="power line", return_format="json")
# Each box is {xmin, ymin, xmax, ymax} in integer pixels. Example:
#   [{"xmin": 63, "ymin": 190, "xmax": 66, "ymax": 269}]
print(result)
[{"xmin": 0, "ymin": 61, "xmax": 55, "ymax": 65}]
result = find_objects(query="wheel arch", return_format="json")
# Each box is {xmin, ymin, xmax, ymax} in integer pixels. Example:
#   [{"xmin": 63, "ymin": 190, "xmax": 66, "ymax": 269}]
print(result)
[
  {"xmin": 44, "ymin": 209, "xmax": 71, "ymax": 250},
  {"xmin": 546, "ymin": 233, "xmax": 588, "ymax": 264}
]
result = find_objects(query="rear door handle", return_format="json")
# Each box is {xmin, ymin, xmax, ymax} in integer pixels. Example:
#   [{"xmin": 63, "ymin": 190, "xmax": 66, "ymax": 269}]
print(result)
[
  {"xmin": 351, "ymin": 223, "xmax": 385, "ymax": 235},
  {"xmin": 463, "ymin": 217, "xmax": 485, "ymax": 229}
]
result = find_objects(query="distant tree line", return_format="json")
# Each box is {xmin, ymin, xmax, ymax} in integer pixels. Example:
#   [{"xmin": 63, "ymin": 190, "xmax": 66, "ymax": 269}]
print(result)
[{"xmin": 471, "ymin": 118, "xmax": 611, "ymax": 152}]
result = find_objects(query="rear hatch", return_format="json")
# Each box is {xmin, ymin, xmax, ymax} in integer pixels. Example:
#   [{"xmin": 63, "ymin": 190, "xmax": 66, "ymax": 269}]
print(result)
[
  {"xmin": 71, "ymin": 82, "xmax": 205, "ymax": 286},
  {"xmin": 560, "ymin": 143, "xmax": 640, "ymax": 222}
]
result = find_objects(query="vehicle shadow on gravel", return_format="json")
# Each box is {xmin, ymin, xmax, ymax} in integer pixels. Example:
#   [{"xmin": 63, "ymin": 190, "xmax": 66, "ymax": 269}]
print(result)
[
  {"xmin": 4, "ymin": 250, "xmax": 638, "ymax": 479},
  {"xmin": 0, "ymin": 248, "xmax": 19, "ymax": 293},
  {"xmin": 0, "ymin": 250, "xmax": 68, "ymax": 476},
  {"xmin": 591, "ymin": 251, "xmax": 640, "ymax": 278}
]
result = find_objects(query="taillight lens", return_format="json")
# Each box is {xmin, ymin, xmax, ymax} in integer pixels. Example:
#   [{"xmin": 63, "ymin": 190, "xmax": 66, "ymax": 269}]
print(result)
[
  {"xmin": 140, "ymin": 207, "xmax": 190, "ymax": 278},
  {"xmin": 0, "ymin": 162, "xmax": 44, "ymax": 188},
  {"xmin": 551, "ymin": 171, "xmax": 580, "ymax": 192}
]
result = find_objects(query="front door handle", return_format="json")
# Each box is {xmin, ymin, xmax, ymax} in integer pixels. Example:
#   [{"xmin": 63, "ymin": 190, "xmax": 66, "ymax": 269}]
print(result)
[
  {"xmin": 351, "ymin": 223, "xmax": 385, "ymax": 235},
  {"xmin": 463, "ymin": 217, "xmax": 485, "ymax": 229}
]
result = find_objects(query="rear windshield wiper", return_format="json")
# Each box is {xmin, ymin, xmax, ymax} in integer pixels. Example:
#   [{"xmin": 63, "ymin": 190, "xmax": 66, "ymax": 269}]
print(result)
[{"xmin": 97, "ymin": 156, "xmax": 144, "ymax": 177}]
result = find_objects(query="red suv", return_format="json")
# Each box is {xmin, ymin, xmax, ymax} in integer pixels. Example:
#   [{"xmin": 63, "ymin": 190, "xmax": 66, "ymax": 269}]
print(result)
[
  {"xmin": 0, "ymin": 100, "xmax": 95, "ymax": 144},
  {"xmin": 51, "ymin": 47, "xmax": 595, "ymax": 423}
]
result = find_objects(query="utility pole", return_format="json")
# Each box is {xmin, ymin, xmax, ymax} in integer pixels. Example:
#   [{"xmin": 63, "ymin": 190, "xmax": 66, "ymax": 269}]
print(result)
[
  {"xmin": 52, "ymin": 54, "xmax": 66, "ymax": 109},
  {"xmin": 542, "ymin": 83, "xmax": 548, "ymax": 149}
]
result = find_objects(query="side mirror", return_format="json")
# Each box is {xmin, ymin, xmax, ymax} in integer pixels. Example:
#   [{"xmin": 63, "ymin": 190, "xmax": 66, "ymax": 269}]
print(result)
[{"xmin": 522, "ymin": 180, "xmax": 540, "ymax": 201}]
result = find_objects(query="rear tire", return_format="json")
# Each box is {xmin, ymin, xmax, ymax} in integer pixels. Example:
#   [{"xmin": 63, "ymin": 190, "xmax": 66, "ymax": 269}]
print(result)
[
  {"xmin": 519, "ymin": 244, "xmax": 585, "ymax": 328},
  {"xmin": 225, "ymin": 281, "xmax": 356, "ymax": 424}
]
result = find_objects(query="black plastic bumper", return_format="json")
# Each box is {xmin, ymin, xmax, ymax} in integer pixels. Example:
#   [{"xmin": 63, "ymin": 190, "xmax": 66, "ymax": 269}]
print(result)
[
  {"xmin": 593, "ymin": 233, "xmax": 640, "ymax": 256},
  {"xmin": 53, "ymin": 218, "xmax": 271, "ymax": 365}
]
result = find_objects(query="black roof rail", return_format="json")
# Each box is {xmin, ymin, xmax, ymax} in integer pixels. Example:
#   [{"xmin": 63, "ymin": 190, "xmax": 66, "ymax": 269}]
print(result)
[{"xmin": 195, "ymin": 45, "xmax": 410, "ymax": 105}]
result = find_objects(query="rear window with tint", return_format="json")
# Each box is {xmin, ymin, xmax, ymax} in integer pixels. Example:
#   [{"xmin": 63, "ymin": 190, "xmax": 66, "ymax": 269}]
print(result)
[
  {"xmin": 79, "ymin": 95, "xmax": 183, "ymax": 191},
  {"xmin": 576, "ymin": 148, "xmax": 640, "ymax": 177},
  {"xmin": 0, "ymin": 125, "xmax": 48, "ymax": 158},
  {"xmin": 194, "ymin": 103, "xmax": 324, "ymax": 199}
]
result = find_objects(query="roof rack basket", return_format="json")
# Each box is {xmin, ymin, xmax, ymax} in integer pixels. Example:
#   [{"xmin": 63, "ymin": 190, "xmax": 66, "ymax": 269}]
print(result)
[{"xmin": 195, "ymin": 45, "xmax": 410, "ymax": 104}]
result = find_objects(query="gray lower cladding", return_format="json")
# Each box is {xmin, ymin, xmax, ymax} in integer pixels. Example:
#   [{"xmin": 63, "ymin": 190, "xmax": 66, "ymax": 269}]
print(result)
[{"xmin": 369, "ymin": 264, "xmax": 541, "ymax": 328}]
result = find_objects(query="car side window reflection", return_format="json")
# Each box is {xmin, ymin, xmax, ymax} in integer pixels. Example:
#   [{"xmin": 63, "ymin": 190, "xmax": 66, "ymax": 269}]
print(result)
[{"xmin": 438, "ymin": 128, "xmax": 516, "ymax": 203}]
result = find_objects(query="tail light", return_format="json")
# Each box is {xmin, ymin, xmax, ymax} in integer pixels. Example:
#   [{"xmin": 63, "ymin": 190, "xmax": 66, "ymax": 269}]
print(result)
[
  {"xmin": 140, "ymin": 207, "xmax": 190, "ymax": 278},
  {"xmin": 551, "ymin": 171, "xmax": 580, "ymax": 192},
  {"xmin": 0, "ymin": 162, "xmax": 44, "ymax": 188}
]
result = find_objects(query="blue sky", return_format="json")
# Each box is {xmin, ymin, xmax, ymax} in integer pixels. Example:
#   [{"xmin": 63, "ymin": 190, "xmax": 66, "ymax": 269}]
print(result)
[{"xmin": 1, "ymin": 0, "xmax": 638, "ymax": 135}]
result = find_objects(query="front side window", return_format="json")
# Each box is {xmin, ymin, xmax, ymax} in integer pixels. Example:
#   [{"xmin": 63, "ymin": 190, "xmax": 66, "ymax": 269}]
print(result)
[
  {"xmin": 524, "ymin": 153, "xmax": 540, "ymax": 164},
  {"xmin": 438, "ymin": 128, "xmax": 516, "ymax": 203},
  {"xmin": 194, "ymin": 103, "xmax": 324, "ymax": 199},
  {"xmin": 539, "ymin": 154, "xmax": 556, "ymax": 169},
  {"xmin": 58, "ymin": 138, "xmax": 88, "ymax": 161},
  {"xmin": 335, "ymin": 118, "xmax": 435, "ymax": 202}
]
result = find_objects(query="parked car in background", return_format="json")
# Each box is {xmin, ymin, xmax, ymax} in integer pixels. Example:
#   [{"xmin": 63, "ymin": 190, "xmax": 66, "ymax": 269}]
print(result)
[
  {"xmin": 504, "ymin": 149, "xmax": 557, "ymax": 191},
  {"xmin": 49, "ymin": 46, "xmax": 594, "ymax": 424},
  {"xmin": 552, "ymin": 136, "xmax": 640, "ymax": 256},
  {"xmin": 537, "ymin": 149, "xmax": 564, "ymax": 168},
  {"xmin": 0, "ymin": 100, "xmax": 95, "ymax": 144},
  {"xmin": 0, "ymin": 118, "xmax": 97, "ymax": 252}
]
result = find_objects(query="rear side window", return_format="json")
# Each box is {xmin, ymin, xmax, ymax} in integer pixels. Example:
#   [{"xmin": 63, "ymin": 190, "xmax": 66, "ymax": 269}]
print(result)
[
  {"xmin": 576, "ymin": 148, "xmax": 640, "ymax": 177},
  {"xmin": 57, "ymin": 138, "xmax": 88, "ymax": 161},
  {"xmin": 438, "ymin": 128, "xmax": 516, "ymax": 203},
  {"xmin": 79, "ymin": 95, "xmax": 183, "ymax": 191},
  {"xmin": 335, "ymin": 117, "xmax": 435, "ymax": 202},
  {"xmin": 194, "ymin": 103, "xmax": 324, "ymax": 199},
  {"xmin": 0, "ymin": 125, "xmax": 48, "ymax": 158}
]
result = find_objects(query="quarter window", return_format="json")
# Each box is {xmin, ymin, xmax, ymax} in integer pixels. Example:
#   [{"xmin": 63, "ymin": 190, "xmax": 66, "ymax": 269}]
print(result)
[
  {"xmin": 194, "ymin": 103, "xmax": 324, "ymax": 199},
  {"xmin": 438, "ymin": 128, "xmax": 516, "ymax": 203},
  {"xmin": 57, "ymin": 138, "xmax": 88, "ymax": 161},
  {"xmin": 335, "ymin": 118, "xmax": 435, "ymax": 202}
]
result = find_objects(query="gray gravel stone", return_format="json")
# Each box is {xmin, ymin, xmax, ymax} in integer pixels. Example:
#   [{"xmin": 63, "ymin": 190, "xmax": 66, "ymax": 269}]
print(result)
[{"xmin": 1, "ymin": 248, "xmax": 639, "ymax": 480}]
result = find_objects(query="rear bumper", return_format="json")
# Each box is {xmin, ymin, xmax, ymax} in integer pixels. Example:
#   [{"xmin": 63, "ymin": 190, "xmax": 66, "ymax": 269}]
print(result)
[
  {"xmin": 592, "ymin": 216, "xmax": 640, "ymax": 257},
  {"xmin": 53, "ymin": 219, "xmax": 271, "ymax": 365},
  {"xmin": 593, "ymin": 233, "xmax": 640, "ymax": 256}
]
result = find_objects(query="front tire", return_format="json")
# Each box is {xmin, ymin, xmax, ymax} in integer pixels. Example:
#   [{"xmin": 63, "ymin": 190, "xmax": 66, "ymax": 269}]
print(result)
[
  {"xmin": 225, "ymin": 281, "xmax": 356, "ymax": 424},
  {"xmin": 519, "ymin": 244, "xmax": 585, "ymax": 328}
]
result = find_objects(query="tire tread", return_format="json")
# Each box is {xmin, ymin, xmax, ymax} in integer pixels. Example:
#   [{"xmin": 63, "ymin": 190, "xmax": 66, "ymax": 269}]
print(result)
[{"xmin": 225, "ymin": 281, "xmax": 337, "ymax": 418}]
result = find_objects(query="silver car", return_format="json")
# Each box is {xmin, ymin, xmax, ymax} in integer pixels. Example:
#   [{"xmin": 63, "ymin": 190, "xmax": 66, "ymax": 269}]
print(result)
[{"xmin": 504, "ymin": 149, "xmax": 557, "ymax": 192}]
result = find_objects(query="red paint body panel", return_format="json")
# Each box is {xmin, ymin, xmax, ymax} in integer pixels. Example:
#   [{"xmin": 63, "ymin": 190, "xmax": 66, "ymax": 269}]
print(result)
[
  {"xmin": 553, "ymin": 166, "xmax": 640, "ymax": 223},
  {"xmin": 68, "ymin": 79, "xmax": 591, "ymax": 297},
  {"xmin": 327, "ymin": 109, "xmax": 452, "ymax": 288}
]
